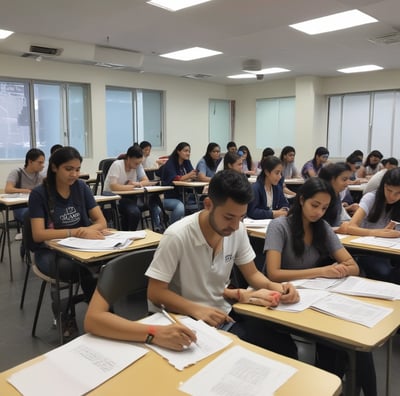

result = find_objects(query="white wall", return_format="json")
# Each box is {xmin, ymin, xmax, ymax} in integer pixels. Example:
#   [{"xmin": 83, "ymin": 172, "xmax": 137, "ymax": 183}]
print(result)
[
  {"xmin": 0, "ymin": 53, "xmax": 228, "ymax": 187},
  {"xmin": 2, "ymin": 52, "xmax": 400, "ymax": 188}
]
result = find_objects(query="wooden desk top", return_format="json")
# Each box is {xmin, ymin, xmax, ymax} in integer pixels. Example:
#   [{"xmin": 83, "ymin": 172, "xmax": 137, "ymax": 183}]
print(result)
[
  {"xmin": 111, "ymin": 186, "xmax": 174, "ymax": 195},
  {"xmin": 45, "ymin": 229, "xmax": 162, "ymax": 263},
  {"xmin": 284, "ymin": 178, "xmax": 305, "ymax": 185},
  {"xmin": 348, "ymin": 183, "xmax": 367, "ymax": 192},
  {"xmin": 0, "ymin": 194, "xmax": 29, "ymax": 206},
  {"xmin": 93, "ymin": 194, "xmax": 121, "ymax": 203},
  {"xmin": 234, "ymin": 296, "xmax": 400, "ymax": 352},
  {"xmin": 341, "ymin": 235, "xmax": 400, "ymax": 256},
  {"xmin": 173, "ymin": 181, "xmax": 208, "ymax": 187},
  {"xmin": 0, "ymin": 333, "xmax": 341, "ymax": 396}
]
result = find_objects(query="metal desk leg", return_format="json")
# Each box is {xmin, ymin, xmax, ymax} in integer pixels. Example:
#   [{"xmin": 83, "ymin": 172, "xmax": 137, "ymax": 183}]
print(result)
[
  {"xmin": 5, "ymin": 207, "xmax": 13, "ymax": 281},
  {"xmin": 344, "ymin": 349, "xmax": 357, "ymax": 396},
  {"xmin": 386, "ymin": 337, "xmax": 393, "ymax": 396}
]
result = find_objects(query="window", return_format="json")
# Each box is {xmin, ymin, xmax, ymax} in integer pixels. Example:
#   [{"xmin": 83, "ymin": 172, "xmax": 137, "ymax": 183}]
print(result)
[
  {"xmin": 209, "ymin": 99, "xmax": 234, "ymax": 147},
  {"xmin": 327, "ymin": 90, "xmax": 400, "ymax": 158},
  {"xmin": 105, "ymin": 87, "xmax": 164, "ymax": 157},
  {"xmin": 0, "ymin": 79, "xmax": 90, "ymax": 160},
  {"xmin": 256, "ymin": 97, "xmax": 295, "ymax": 149}
]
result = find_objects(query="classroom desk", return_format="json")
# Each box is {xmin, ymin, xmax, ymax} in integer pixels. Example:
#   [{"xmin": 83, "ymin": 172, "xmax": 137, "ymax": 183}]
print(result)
[
  {"xmin": 0, "ymin": 194, "xmax": 123, "ymax": 280},
  {"xmin": 234, "ymin": 297, "xmax": 400, "ymax": 396},
  {"xmin": 348, "ymin": 183, "xmax": 367, "ymax": 203},
  {"xmin": 341, "ymin": 235, "xmax": 400, "ymax": 257},
  {"xmin": 172, "ymin": 181, "xmax": 208, "ymax": 213},
  {"xmin": 0, "ymin": 194, "xmax": 29, "ymax": 280},
  {"xmin": 0, "ymin": 333, "xmax": 342, "ymax": 396},
  {"xmin": 45, "ymin": 229, "xmax": 162, "ymax": 264}
]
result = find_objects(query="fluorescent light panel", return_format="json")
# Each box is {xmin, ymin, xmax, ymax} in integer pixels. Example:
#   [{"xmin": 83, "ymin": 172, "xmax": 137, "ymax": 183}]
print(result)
[
  {"xmin": 0, "ymin": 29, "xmax": 14, "ymax": 39},
  {"xmin": 160, "ymin": 46, "xmax": 222, "ymax": 61},
  {"xmin": 289, "ymin": 9, "xmax": 377, "ymax": 35},
  {"xmin": 227, "ymin": 74, "xmax": 257, "ymax": 79},
  {"xmin": 337, "ymin": 64, "xmax": 383, "ymax": 73},
  {"xmin": 147, "ymin": 0, "xmax": 211, "ymax": 12}
]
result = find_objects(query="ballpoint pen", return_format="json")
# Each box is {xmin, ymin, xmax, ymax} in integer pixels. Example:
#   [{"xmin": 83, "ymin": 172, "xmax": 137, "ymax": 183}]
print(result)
[{"xmin": 160, "ymin": 304, "xmax": 198, "ymax": 346}]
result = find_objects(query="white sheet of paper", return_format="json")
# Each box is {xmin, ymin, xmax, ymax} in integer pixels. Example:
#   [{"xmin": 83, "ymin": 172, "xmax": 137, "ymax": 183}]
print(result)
[
  {"xmin": 140, "ymin": 313, "xmax": 232, "ymax": 370},
  {"xmin": 179, "ymin": 345, "xmax": 297, "ymax": 396},
  {"xmin": 243, "ymin": 218, "xmax": 272, "ymax": 228},
  {"xmin": 291, "ymin": 278, "xmax": 344, "ymax": 290},
  {"xmin": 330, "ymin": 276, "xmax": 400, "ymax": 300},
  {"xmin": 57, "ymin": 234, "xmax": 133, "ymax": 251},
  {"xmin": 7, "ymin": 334, "xmax": 148, "ymax": 396},
  {"xmin": 274, "ymin": 289, "xmax": 330, "ymax": 312},
  {"xmin": 351, "ymin": 236, "xmax": 400, "ymax": 249}
]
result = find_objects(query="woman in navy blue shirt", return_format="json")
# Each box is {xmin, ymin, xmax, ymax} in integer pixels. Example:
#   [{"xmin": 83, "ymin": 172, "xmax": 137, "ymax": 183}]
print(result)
[
  {"xmin": 247, "ymin": 156, "xmax": 289, "ymax": 219},
  {"xmin": 161, "ymin": 142, "xmax": 197, "ymax": 223}
]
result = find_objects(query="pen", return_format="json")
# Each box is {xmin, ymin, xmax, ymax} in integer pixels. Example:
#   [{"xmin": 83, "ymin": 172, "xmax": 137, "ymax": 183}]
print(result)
[{"xmin": 160, "ymin": 304, "xmax": 198, "ymax": 346}]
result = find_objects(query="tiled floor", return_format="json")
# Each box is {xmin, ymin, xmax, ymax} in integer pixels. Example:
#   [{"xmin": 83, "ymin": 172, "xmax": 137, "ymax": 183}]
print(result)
[{"xmin": 0, "ymin": 229, "xmax": 399, "ymax": 395}]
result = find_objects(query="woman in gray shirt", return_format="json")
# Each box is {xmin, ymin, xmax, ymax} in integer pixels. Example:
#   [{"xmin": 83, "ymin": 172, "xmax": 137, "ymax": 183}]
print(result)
[{"xmin": 264, "ymin": 178, "xmax": 375, "ymax": 396}]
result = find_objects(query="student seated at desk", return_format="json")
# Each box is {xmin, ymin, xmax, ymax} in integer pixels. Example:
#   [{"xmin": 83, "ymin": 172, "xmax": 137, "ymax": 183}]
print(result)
[
  {"xmin": 146, "ymin": 170, "xmax": 300, "ymax": 359},
  {"xmin": 319, "ymin": 162, "xmax": 352, "ymax": 227},
  {"xmin": 356, "ymin": 150, "xmax": 384, "ymax": 180},
  {"xmin": 238, "ymin": 145, "xmax": 257, "ymax": 176},
  {"xmin": 279, "ymin": 145, "xmax": 300, "ymax": 196},
  {"xmin": 337, "ymin": 168, "xmax": 400, "ymax": 284},
  {"xmin": 103, "ymin": 145, "xmax": 163, "ymax": 232},
  {"xmin": 195, "ymin": 142, "xmax": 221, "ymax": 182},
  {"xmin": 301, "ymin": 146, "xmax": 329, "ymax": 179},
  {"xmin": 5, "ymin": 148, "xmax": 45, "ymax": 231},
  {"xmin": 264, "ymin": 177, "xmax": 376, "ymax": 396},
  {"xmin": 29, "ymin": 147, "xmax": 108, "ymax": 337},
  {"xmin": 363, "ymin": 157, "xmax": 398, "ymax": 195},
  {"xmin": 161, "ymin": 142, "xmax": 197, "ymax": 224},
  {"xmin": 247, "ymin": 156, "xmax": 289, "ymax": 220},
  {"xmin": 84, "ymin": 289, "xmax": 196, "ymax": 351}
]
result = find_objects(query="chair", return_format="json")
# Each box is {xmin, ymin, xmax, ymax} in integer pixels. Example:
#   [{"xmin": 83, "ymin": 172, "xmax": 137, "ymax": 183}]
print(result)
[
  {"xmin": 93, "ymin": 158, "xmax": 116, "ymax": 195},
  {"xmin": 97, "ymin": 248, "xmax": 156, "ymax": 320},
  {"xmin": 20, "ymin": 212, "xmax": 81, "ymax": 344}
]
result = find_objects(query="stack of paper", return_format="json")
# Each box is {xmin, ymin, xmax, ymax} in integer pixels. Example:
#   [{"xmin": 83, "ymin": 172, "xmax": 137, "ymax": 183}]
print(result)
[
  {"xmin": 7, "ymin": 334, "xmax": 148, "ymax": 396},
  {"xmin": 57, "ymin": 231, "xmax": 146, "ymax": 251},
  {"xmin": 275, "ymin": 289, "xmax": 393, "ymax": 327},
  {"xmin": 243, "ymin": 218, "xmax": 272, "ymax": 228},
  {"xmin": 140, "ymin": 313, "xmax": 232, "ymax": 370},
  {"xmin": 351, "ymin": 236, "xmax": 400, "ymax": 249}
]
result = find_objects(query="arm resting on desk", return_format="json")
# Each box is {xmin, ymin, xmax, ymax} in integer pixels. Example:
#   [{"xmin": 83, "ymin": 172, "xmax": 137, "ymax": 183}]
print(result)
[
  {"xmin": 147, "ymin": 278, "xmax": 233, "ymax": 328},
  {"xmin": 84, "ymin": 289, "xmax": 196, "ymax": 350}
]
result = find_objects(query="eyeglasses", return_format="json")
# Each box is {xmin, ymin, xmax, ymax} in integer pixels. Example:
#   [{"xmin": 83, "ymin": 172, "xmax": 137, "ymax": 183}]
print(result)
[
  {"xmin": 321, "ymin": 154, "xmax": 329, "ymax": 159},
  {"xmin": 212, "ymin": 150, "xmax": 221, "ymax": 153}
]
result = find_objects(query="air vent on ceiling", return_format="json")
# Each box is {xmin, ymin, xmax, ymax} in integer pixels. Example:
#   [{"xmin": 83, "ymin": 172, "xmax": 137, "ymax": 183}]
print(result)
[
  {"xmin": 369, "ymin": 32, "xmax": 400, "ymax": 45},
  {"xmin": 182, "ymin": 73, "xmax": 212, "ymax": 79},
  {"xmin": 242, "ymin": 59, "xmax": 261, "ymax": 72},
  {"xmin": 29, "ymin": 45, "xmax": 63, "ymax": 56}
]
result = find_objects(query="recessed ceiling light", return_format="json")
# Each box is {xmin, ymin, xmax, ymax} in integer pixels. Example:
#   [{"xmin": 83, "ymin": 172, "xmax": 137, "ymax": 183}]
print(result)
[
  {"xmin": 289, "ymin": 9, "xmax": 377, "ymax": 35},
  {"xmin": 147, "ymin": 0, "xmax": 211, "ymax": 12},
  {"xmin": 160, "ymin": 47, "xmax": 222, "ymax": 61},
  {"xmin": 247, "ymin": 68, "xmax": 290, "ymax": 75},
  {"xmin": 0, "ymin": 29, "xmax": 14, "ymax": 39},
  {"xmin": 337, "ymin": 65, "xmax": 383, "ymax": 73},
  {"xmin": 227, "ymin": 74, "xmax": 257, "ymax": 79}
]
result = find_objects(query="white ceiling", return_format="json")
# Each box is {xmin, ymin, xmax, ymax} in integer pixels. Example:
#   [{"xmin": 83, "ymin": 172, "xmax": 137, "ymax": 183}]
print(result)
[{"xmin": 1, "ymin": 0, "xmax": 400, "ymax": 84}]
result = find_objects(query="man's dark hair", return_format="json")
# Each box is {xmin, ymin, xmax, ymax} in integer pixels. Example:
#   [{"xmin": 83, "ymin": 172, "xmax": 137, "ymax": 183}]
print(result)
[
  {"xmin": 24, "ymin": 148, "xmax": 45, "ymax": 168},
  {"xmin": 226, "ymin": 141, "xmax": 237, "ymax": 150},
  {"xmin": 208, "ymin": 169, "xmax": 253, "ymax": 206}
]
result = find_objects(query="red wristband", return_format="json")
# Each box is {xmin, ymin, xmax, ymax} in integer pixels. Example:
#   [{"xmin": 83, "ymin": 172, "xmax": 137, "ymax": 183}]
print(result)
[
  {"xmin": 237, "ymin": 289, "xmax": 241, "ymax": 302},
  {"xmin": 145, "ymin": 325, "xmax": 156, "ymax": 344}
]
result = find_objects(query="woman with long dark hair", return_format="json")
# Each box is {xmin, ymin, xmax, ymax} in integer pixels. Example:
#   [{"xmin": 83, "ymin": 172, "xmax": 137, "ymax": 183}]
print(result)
[
  {"xmin": 301, "ymin": 146, "xmax": 329, "ymax": 179},
  {"xmin": 338, "ymin": 167, "xmax": 400, "ymax": 283},
  {"xmin": 356, "ymin": 149, "xmax": 383, "ymax": 179},
  {"xmin": 247, "ymin": 156, "xmax": 289, "ymax": 219},
  {"xmin": 29, "ymin": 146, "xmax": 108, "ymax": 337},
  {"xmin": 264, "ymin": 177, "xmax": 376, "ymax": 396},
  {"xmin": 196, "ymin": 142, "xmax": 221, "ymax": 182},
  {"xmin": 238, "ymin": 145, "xmax": 256, "ymax": 175},
  {"xmin": 161, "ymin": 142, "xmax": 197, "ymax": 223}
]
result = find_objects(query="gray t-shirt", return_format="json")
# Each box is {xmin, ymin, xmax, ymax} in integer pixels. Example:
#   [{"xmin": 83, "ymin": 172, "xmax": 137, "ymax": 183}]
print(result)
[
  {"xmin": 6, "ymin": 168, "xmax": 43, "ymax": 190},
  {"xmin": 264, "ymin": 216, "xmax": 343, "ymax": 269},
  {"xmin": 359, "ymin": 191, "xmax": 392, "ymax": 229}
]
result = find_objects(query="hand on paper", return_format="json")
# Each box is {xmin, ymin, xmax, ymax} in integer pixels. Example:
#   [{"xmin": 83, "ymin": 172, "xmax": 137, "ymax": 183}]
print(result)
[
  {"xmin": 154, "ymin": 323, "xmax": 197, "ymax": 351},
  {"xmin": 277, "ymin": 283, "xmax": 299, "ymax": 304},
  {"xmin": 193, "ymin": 305, "xmax": 233, "ymax": 328},
  {"xmin": 242, "ymin": 289, "xmax": 281, "ymax": 307},
  {"xmin": 75, "ymin": 227, "xmax": 105, "ymax": 239}
]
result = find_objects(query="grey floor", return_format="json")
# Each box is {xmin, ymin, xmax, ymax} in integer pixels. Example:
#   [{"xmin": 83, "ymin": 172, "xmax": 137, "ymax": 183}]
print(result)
[{"xmin": 1, "ymin": 229, "xmax": 400, "ymax": 396}]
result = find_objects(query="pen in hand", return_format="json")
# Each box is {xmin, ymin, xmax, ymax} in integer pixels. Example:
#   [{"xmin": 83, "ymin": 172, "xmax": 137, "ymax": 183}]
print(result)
[{"xmin": 160, "ymin": 304, "xmax": 198, "ymax": 347}]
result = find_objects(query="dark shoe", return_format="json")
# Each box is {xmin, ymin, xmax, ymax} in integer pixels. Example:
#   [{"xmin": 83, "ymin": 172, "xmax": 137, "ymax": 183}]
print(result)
[{"xmin": 61, "ymin": 314, "xmax": 79, "ymax": 340}]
